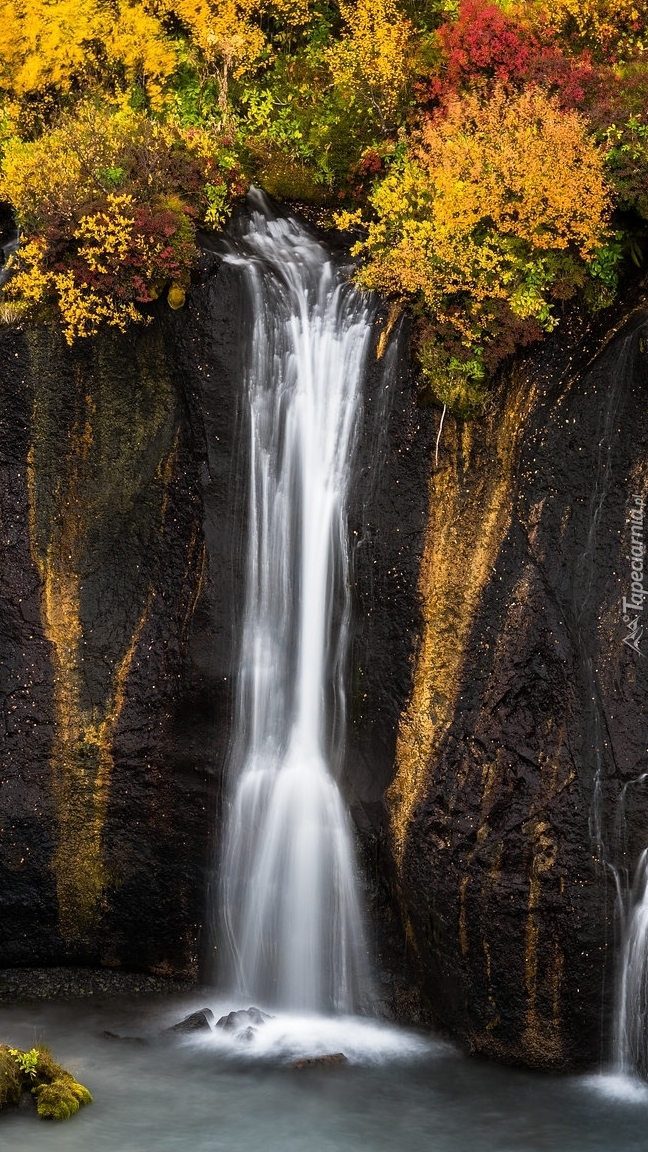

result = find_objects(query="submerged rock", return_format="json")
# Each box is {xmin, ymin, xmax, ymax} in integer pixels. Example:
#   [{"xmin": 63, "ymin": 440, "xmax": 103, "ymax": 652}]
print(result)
[
  {"xmin": 292, "ymin": 1053, "xmax": 349, "ymax": 1070},
  {"xmin": 101, "ymin": 1030, "xmax": 148, "ymax": 1045},
  {"xmin": 215, "ymin": 1007, "xmax": 273, "ymax": 1031}
]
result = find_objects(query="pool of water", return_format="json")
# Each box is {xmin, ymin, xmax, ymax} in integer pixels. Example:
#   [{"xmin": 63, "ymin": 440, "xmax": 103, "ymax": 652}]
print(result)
[{"xmin": 2, "ymin": 994, "xmax": 648, "ymax": 1152}]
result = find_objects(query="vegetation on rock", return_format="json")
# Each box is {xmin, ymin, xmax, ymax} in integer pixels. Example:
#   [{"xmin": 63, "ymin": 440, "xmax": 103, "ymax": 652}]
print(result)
[
  {"xmin": 347, "ymin": 85, "xmax": 615, "ymax": 413},
  {"xmin": 0, "ymin": 1042, "xmax": 92, "ymax": 1120},
  {"xmin": 0, "ymin": 0, "xmax": 647, "ymax": 409}
]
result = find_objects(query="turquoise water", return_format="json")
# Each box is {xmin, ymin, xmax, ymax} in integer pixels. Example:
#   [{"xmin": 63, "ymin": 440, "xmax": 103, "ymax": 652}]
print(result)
[{"xmin": 2, "ymin": 995, "xmax": 648, "ymax": 1151}]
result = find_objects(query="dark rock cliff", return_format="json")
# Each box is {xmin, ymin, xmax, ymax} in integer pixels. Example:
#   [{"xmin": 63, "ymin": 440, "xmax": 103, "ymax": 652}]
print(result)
[
  {"xmin": 2, "ymin": 210, "xmax": 648, "ymax": 1073},
  {"xmin": 0, "ymin": 319, "xmax": 209, "ymax": 974},
  {"xmin": 387, "ymin": 305, "xmax": 648, "ymax": 1069}
]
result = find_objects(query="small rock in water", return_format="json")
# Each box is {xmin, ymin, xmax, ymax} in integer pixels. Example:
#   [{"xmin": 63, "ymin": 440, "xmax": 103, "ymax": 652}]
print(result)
[
  {"xmin": 292, "ymin": 1053, "xmax": 349, "ymax": 1070},
  {"xmin": 101, "ymin": 1030, "xmax": 148, "ymax": 1045},
  {"xmin": 216, "ymin": 1006, "xmax": 273, "ymax": 1031},
  {"xmin": 238, "ymin": 1026, "xmax": 257, "ymax": 1042},
  {"xmin": 168, "ymin": 1009, "xmax": 215, "ymax": 1033}
]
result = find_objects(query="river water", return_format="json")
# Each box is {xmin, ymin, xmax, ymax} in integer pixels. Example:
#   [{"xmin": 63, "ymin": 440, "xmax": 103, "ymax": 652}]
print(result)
[{"xmin": 2, "ymin": 994, "xmax": 648, "ymax": 1151}]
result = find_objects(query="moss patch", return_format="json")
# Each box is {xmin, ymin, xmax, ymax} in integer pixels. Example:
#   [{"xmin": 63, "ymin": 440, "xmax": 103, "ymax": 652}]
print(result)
[{"xmin": 0, "ymin": 1043, "xmax": 92, "ymax": 1121}]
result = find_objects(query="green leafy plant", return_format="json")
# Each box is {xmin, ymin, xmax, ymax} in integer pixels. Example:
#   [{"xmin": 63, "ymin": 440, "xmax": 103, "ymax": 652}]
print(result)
[{"xmin": 9, "ymin": 1047, "xmax": 39, "ymax": 1079}]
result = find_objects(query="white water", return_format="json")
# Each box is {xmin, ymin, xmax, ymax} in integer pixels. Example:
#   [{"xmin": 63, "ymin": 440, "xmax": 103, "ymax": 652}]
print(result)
[
  {"xmin": 217, "ymin": 192, "xmax": 373, "ymax": 1014},
  {"xmin": 615, "ymin": 848, "xmax": 648, "ymax": 1078}
]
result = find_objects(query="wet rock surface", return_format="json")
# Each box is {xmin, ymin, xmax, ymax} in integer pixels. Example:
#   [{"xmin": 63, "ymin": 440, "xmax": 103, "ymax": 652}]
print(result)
[
  {"xmin": 168, "ymin": 1008, "xmax": 215, "ymax": 1033},
  {"xmin": 2, "ymin": 205, "xmax": 648, "ymax": 1074},
  {"xmin": 216, "ymin": 1007, "xmax": 273, "ymax": 1030},
  {"xmin": 291, "ymin": 1053, "xmax": 349, "ymax": 1069},
  {"xmin": 395, "ymin": 305, "xmax": 648, "ymax": 1069},
  {"xmin": 0, "ymin": 317, "xmax": 213, "ymax": 974}
]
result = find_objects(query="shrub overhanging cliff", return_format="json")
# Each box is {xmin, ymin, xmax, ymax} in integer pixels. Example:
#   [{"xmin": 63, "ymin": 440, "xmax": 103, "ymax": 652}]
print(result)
[{"xmin": 0, "ymin": 0, "xmax": 648, "ymax": 410}]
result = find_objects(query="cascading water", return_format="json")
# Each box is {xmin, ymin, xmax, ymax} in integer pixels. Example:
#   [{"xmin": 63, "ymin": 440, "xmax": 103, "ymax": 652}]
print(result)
[
  {"xmin": 614, "ymin": 846, "xmax": 648, "ymax": 1078},
  {"xmin": 216, "ymin": 191, "xmax": 373, "ymax": 1015},
  {"xmin": 613, "ymin": 767, "xmax": 648, "ymax": 1079}
]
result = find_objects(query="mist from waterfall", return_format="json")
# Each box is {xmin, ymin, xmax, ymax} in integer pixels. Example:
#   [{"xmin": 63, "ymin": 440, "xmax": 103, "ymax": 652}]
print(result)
[{"xmin": 216, "ymin": 191, "xmax": 373, "ymax": 1014}]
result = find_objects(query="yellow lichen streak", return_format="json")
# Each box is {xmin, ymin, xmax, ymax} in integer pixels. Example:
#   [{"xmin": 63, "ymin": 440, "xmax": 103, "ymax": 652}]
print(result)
[
  {"xmin": 521, "ymin": 817, "xmax": 564, "ymax": 1065},
  {"xmin": 26, "ymin": 328, "xmax": 179, "ymax": 941},
  {"xmin": 387, "ymin": 373, "xmax": 536, "ymax": 862}
]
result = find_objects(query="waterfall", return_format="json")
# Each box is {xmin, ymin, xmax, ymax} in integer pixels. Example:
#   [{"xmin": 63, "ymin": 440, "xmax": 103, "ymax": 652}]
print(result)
[
  {"xmin": 216, "ymin": 191, "xmax": 373, "ymax": 1014},
  {"xmin": 613, "ymin": 768, "xmax": 648, "ymax": 1078},
  {"xmin": 615, "ymin": 850, "xmax": 648, "ymax": 1077}
]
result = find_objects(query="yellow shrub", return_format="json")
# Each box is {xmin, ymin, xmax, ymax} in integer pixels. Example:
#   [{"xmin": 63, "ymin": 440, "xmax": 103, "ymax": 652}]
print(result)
[
  {"xmin": 356, "ymin": 86, "xmax": 610, "ymax": 304},
  {"xmin": 350, "ymin": 85, "xmax": 613, "ymax": 404},
  {"xmin": 325, "ymin": 0, "xmax": 414, "ymax": 129},
  {"xmin": 508, "ymin": 0, "xmax": 648, "ymax": 58},
  {"xmin": 0, "ymin": 0, "xmax": 178, "ymax": 108}
]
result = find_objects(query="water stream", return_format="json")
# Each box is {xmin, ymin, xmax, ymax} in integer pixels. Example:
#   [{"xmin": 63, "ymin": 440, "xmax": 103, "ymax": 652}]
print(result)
[
  {"xmin": 5, "ymin": 996, "xmax": 648, "ymax": 1152},
  {"xmin": 615, "ymin": 848, "xmax": 648, "ymax": 1078},
  {"xmin": 216, "ymin": 192, "xmax": 373, "ymax": 1014}
]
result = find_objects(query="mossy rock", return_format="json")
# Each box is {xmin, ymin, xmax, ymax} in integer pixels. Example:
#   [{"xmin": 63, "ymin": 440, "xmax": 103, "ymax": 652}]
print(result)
[
  {"xmin": 33, "ymin": 1077, "xmax": 93, "ymax": 1120},
  {"xmin": 0, "ymin": 1043, "xmax": 92, "ymax": 1121},
  {"xmin": 0, "ymin": 1047, "xmax": 22, "ymax": 1109}
]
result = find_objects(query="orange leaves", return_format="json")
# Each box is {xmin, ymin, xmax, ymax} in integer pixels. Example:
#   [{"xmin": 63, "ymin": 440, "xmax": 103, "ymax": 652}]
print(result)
[
  {"xmin": 508, "ymin": 0, "xmax": 648, "ymax": 60},
  {"xmin": 351, "ymin": 85, "xmax": 613, "ymax": 404},
  {"xmin": 419, "ymin": 86, "xmax": 610, "ymax": 260}
]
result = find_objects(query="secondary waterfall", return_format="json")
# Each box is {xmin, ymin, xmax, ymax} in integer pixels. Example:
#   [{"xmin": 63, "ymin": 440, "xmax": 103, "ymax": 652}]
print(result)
[
  {"xmin": 613, "ymin": 764, "xmax": 648, "ymax": 1079},
  {"xmin": 614, "ymin": 849, "xmax": 648, "ymax": 1078},
  {"xmin": 217, "ymin": 191, "xmax": 373, "ymax": 1014}
]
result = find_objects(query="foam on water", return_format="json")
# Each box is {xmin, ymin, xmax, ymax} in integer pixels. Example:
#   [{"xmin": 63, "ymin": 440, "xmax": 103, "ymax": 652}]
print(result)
[
  {"xmin": 581, "ymin": 1072, "xmax": 648, "ymax": 1104},
  {"xmin": 180, "ymin": 1004, "xmax": 438, "ymax": 1065}
]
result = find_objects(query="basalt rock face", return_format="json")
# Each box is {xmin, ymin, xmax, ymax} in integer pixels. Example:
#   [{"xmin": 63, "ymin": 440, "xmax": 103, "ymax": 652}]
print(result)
[
  {"xmin": 387, "ymin": 306, "xmax": 648, "ymax": 1068},
  {"xmin": 0, "ymin": 317, "xmax": 214, "ymax": 974}
]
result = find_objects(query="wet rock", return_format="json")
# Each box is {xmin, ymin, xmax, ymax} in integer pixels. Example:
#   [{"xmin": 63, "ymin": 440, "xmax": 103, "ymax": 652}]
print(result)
[
  {"xmin": 391, "ymin": 306, "xmax": 648, "ymax": 1070},
  {"xmin": 0, "ymin": 319, "xmax": 209, "ymax": 973},
  {"xmin": 101, "ymin": 1031, "xmax": 148, "ymax": 1045},
  {"xmin": 216, "ymin": 1007, "xmax": 272, "ymax": 1031},
  {"xmin": 292, "ymin": 1053, "xmax": 349, "ymax": 1070},
  {"xmin": 169, "ymin": 1008, "xmax": 215, "ymax": 1033}
]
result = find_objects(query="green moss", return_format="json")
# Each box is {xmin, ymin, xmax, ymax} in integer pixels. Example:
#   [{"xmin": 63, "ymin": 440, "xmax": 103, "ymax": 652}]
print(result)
[
  {"xmin": 33, "ymin": 1078, "xmax": 93, "ymax": 1121},
  {"xmin": 0, "ymin": 1043, "xmax": 92, "ymax": 1121},
  {"xmin": 0, "ymin": 1046, "xmax": 23, "ymax": 1109},
  {"xmin": 418, "ymin": 340, "xmax": 489, "ymax": 421}
]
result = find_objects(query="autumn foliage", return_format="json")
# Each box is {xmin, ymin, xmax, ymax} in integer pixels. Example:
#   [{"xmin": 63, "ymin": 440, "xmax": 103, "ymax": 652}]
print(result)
[
  {"xmin": 0, "ymin": 0, "xmax": 647, "ymax": 410},
  {"xmin": 349, "ymin": 85, "xmax": 613, "ymax": 412},
  {"xmin": 0, "ymin": 104, "xmax": 245, "ymax": 340}
]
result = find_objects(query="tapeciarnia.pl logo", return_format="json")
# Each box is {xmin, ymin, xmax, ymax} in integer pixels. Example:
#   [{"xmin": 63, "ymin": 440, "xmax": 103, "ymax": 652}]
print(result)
[{"xmin": 621, "ymin": 493, "xmax": 646, "ymax": 656}]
